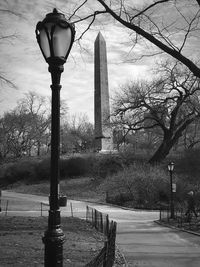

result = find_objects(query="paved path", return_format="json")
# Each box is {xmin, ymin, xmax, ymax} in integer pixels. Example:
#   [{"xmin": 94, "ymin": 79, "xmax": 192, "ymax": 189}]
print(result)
[{"xmin": 1, "ymin": 191, "xmax": 200, "ymax": 266}]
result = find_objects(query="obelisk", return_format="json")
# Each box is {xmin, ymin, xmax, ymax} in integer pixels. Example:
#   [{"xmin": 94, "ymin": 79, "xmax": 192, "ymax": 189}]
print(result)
[{"xmin": 94, "ymin": 32, "xmax": 113, "ymax": 152}]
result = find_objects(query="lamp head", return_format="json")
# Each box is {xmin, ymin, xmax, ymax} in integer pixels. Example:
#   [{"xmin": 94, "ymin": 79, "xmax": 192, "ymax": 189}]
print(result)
[
  {"xmin": 35, "ymin": 8, "xmax": 75, "ymax": 67},
  {"xmin": 168, "ymin": 162, "xmax": 175, "ymax": 172}
]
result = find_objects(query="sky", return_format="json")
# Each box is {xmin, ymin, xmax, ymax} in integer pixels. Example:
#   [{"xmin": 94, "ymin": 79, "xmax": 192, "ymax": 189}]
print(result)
[
  {"xmin": 0, "ymin": 0, "xmax": 151, "ymax": 123},
  {"xmin": 0, "ymin": 0, "xmax": 197, "ymax": 123}
]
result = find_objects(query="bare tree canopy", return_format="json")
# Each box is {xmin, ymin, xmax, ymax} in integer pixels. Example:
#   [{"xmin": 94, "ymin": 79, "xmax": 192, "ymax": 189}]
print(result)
[
  {"xmin": 112, "ymin": 61, "xmax": 200, "ymax": 163},
  {"xmin": 69, "ymin": 0, "xmax": 200, "ymax": 78},
  {"xmin": 0, "ymin": 92, "xmax": 51, "ymax": 158},
  {"xmin": 61, "ymin": 113, "xmax": 94, "ymax": 153}
]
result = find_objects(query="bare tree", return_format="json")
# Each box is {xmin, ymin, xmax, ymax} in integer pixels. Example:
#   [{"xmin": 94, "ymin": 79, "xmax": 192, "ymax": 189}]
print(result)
[
  {"xmin": 19, "ymin": 92, "xmax": 51, "ymax": 156},
  {"xmin": 0, "ymin": 92, "xmax": 51, "ymax": 158},
  {"xmin": 61, "ymin": 113, "xmax": 94, "ymax": 153},
  {"xmin": 68, "ymin": 0, "xmax": 200, "ymax": 78},
  {"xmin": 1, "ymin": 109, "xmax": 34, "ymax": 158},
  {"xmin": 113, "ymin": 61, "xmax": 200, "ymax": 163},
  {"xmin": 181, "ymin": 118, "xmax": 200, "ymax": 149}
]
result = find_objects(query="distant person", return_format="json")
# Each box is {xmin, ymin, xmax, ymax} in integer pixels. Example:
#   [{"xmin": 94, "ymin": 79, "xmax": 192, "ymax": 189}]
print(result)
[{"xmin": 185, "ymin": 191, "xmax": 198, "ymax": 218}]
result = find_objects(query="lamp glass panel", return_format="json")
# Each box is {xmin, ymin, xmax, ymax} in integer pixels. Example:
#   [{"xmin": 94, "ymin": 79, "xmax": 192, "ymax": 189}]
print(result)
[
  {"xmin": 39, "ymin": 23, "xmax": 54, "ymax": 58},
  {"xmin": 168, "ymin": 162, "xmax": 174, "ymax": 171},
  {"xmin": 53, "ymin": 26, "xmax": 72, "ymax": 58},
  {"xmin": 39, "ymin": 28, "xmax": 50, "ymax": 58}
]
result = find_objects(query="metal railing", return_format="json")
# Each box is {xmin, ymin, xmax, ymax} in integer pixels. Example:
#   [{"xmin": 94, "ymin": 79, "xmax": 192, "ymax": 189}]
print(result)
[{"xmin": 159, "ymin": 204, "xmax": 200, "ymax": 231}]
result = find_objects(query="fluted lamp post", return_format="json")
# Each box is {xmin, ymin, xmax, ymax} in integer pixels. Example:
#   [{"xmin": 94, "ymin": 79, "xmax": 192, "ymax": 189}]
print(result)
[
  {"xmin": 168, "ymin": 162, "xmax": 175, "ymax": 219},
  {"xmin": 35, "ymin": 9, "xmax": 75, "ymax": 266}
]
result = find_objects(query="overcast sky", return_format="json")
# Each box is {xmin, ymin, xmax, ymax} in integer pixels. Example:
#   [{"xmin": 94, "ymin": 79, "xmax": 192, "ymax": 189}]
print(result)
[
  {"xmin": 0, "ymin": 0, "xmax": 152, "ymax": 123},
  {"xmin": 1, "ymin": 0, "xmax": 194, "ymax": 123}
]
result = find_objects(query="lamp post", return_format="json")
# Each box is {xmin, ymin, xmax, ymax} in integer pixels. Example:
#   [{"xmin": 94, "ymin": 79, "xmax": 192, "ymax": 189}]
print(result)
[
  {"xmin": 35, "ymin": 9, "xmax": 75, "ymax": 266},
  {"xmin": 168, "ymin": 162, "xmax": 175, "ymax": 219}
]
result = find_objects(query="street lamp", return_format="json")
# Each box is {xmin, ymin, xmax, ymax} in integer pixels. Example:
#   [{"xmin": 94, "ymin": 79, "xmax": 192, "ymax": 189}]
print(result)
[
  {"xmin": 168, "ymin": 162, "xmax": 175, "ymax": 219},
  {"xmin": 35, "ymin": 8, "xmax": 75, "ymax": 266}
]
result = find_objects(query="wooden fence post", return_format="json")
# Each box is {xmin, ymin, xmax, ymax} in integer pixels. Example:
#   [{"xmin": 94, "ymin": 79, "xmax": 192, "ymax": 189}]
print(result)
[
  {"xmin": 106, "ymin": 215, "xmax": 110, "ymax": 237},
  {"xmin": 5, "ymin": 200, "xmax": 9, "ymax": 216},
  {"xmin": 100, "ymin": 212, "xmax": 103, "ymax": 233},
  {"xmin": 103, "ymin": 241, "xmax": 108, "ymax": 267},
  {"xmin": 92, "ymin": 208, "xmax": 94, "ymax": 225},
  {"xmin": 95, "ymin": 209, "xmax": 97, "ymax": 229},
  {"xmin": 41, "ymin": 202, "xmax": 43, "ymax": 216},
  {"xmin": 70, "ymin": 202, "xmax": 73, "ymax": 217},
  {"xmin": 86, "ymin": 205, "xmax": 88, "ymax": 222}
]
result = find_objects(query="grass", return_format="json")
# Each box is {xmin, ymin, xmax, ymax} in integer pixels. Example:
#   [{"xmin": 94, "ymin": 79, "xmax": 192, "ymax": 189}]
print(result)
[{"xmin": 0, "ymin": 216, "xmax": 104, "ymax": 267}]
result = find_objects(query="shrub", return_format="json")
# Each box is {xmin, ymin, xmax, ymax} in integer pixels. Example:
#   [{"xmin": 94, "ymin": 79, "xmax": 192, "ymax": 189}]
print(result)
[
  {"xmin": 34, "ymin": 157, "xmax": 88, "ymax": 180},
  {"xmin": 60, "ymin": 157, "xmax": 87, "ymax": 178},
  {"xmin": 1, "ymin": 155, "xmax": 94, "ymax": 186},
  {"xmin": 118, "ymin": 147, "xmax": 149, "ymax": 166},
  {"xmin": 101, "ymin": 163, "xmax": 170, "ymax": 208},
  {"xmin": 2, "ymin": 160, "xmax": 37, "ymax": 185},
  {"xmin": 35, "ymin": 158, "xmax": 50, "ymax": 180},
  {"xmin": 106, "ymin": 192, "xmax": 133, "ymax": 206},
  {"xmin": 175, "ymin": 149, "xmax": 200, "ymax": 183},
  {"xmin": 88, "ymin": 154, "xmax": 123, "ymax": 178}
]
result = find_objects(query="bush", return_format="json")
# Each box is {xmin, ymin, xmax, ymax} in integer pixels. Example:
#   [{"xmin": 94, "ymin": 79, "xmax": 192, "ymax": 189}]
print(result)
[
  {"xmin": 101, "ymin": 163, "xmax": 170, "ymax": 208},
  {"xmin": 0, "ymin": 153, "xmax": 125, "ymax": 186},
  {"xmin": 60, "ymin": 154, "xmax": 123, "ymax": 179},
  {"xmin": 88, "ymin": 154, "xmax": 123, "ymax": 178},
  {"xmin": 0, "ymin": 155, "xmax": 95, "ymax": 186},
  {"xmin": 35, "ymin": 157, "xmax": 88, "ymax": 179},
  {"xmin": 106, "ymin": 192, "xmax": 133, "ymax": 206},
  {"xmin": 35, "ymin": 158, "xmax": 50, "ymax": 180},
  {"xmin": 2, "ymin": 160, "xmax": 38, "ymax": 185},
  {"xmin": 175, "ymin": 149, "xmax": 200, "ymax": 183},
  {"xmin": 60, "ymin": 157, "xmax": 88, "ymax": 178},
  {"xmin": 118, "ymin": 147, "xmax": 150, "ymax": 166}
]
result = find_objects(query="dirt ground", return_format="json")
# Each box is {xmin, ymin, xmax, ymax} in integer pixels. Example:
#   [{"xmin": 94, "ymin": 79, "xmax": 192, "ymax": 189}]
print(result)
[{"xmin": 0, "ymin": 216, "xmax": 104, "ymax": 267}]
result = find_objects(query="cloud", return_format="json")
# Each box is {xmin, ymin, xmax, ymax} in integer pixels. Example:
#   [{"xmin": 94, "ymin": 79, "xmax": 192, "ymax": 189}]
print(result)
[{"xmin": 0, "ymin": 0, "xmax": 150, "ymax": 122}]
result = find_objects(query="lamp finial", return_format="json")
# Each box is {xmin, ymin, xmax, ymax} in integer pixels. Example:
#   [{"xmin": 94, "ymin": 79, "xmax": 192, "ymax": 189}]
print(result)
[{"xmin": 53, "ymin": 8, "xmax": 58, "ymax": 14}]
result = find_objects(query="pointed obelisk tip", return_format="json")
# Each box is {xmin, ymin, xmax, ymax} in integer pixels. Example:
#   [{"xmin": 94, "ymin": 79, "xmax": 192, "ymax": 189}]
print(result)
[{"xmin": 95, "ymin": 31, "xmax": 105, "ymax": 42}]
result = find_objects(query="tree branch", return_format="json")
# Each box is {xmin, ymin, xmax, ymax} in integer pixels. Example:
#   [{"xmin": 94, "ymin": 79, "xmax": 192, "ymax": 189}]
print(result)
[
  {"xmin": 196, "ymin": 0, "xmax": 200, "ymax": 7},
  {"xmin": 97, "ymin": 0, "xmax": 200, "ymax": 78},
  {"xmin": 130, "ymin": 0, "xmax": 170, "ymax": 22}
]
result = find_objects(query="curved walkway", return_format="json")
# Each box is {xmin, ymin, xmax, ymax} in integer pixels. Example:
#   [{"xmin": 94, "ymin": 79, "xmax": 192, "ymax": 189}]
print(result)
[{"xmin": 1, "ymin": 191, "xmax": 200, "ymax": 266}]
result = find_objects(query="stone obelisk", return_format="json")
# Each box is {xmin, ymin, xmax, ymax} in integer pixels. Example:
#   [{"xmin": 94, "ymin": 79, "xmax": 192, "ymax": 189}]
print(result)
[{"xmin": 94, "ymin": 32, "xmax": 113, "ymax": 152}]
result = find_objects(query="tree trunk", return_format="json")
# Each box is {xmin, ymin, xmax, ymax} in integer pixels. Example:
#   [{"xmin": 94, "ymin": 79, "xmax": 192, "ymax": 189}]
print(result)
[
  {"xmin": 148, "ymin": 136, "xmax": 176, "ymax": 164},
  {"xmin": 37, "ymin": 141, "xmax": 41, "ymax": 156}
]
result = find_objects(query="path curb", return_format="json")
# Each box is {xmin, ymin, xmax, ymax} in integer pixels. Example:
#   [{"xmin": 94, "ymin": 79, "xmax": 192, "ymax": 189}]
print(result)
[{"xmin": 155, "ymin": 220, "xmax": 200, "ymax": 237}]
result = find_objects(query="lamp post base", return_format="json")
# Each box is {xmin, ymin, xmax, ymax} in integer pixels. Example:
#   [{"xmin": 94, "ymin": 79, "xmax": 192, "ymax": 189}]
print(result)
[
  {"xmin": 43, "ymin": 228, "xmax": 65, "ymax": 267},
  {"xmin": 43, "ymin": 211, "xmax": 65, "ymax": 267}
]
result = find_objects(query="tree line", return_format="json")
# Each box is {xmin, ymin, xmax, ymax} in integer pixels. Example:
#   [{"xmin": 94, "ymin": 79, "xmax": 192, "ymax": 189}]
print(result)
[
  {"xmin": 0, "ymin": 92, "xmax": 94, "ymax": 160},
  {"xmin": 2, "ymin": 62, "xmax": 200, "ymax": 162}
]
